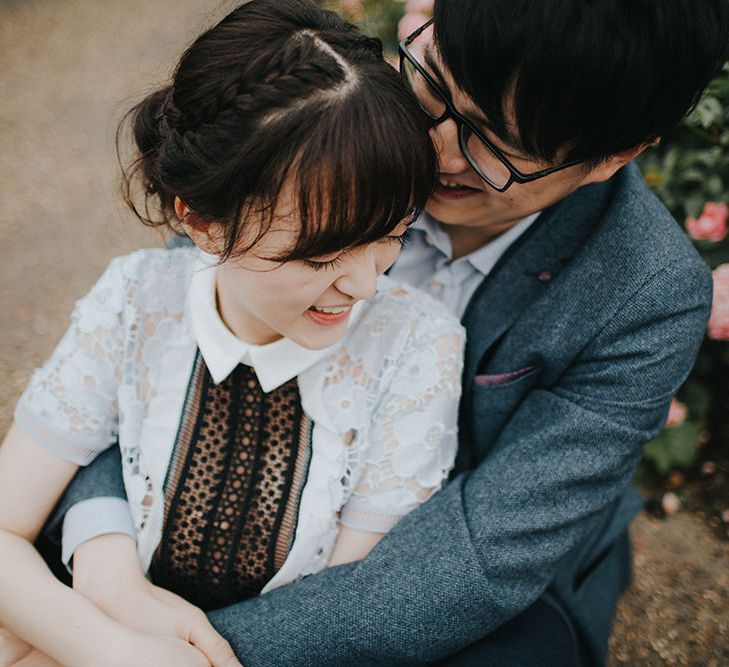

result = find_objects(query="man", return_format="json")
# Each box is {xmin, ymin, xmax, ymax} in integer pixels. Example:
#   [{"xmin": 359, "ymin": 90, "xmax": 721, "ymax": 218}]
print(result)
[{"xmin": 40, "ymin": 0, "xmax": 729, "ymax": 664}]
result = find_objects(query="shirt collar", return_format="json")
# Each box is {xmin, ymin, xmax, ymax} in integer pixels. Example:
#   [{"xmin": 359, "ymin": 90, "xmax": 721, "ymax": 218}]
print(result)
[
  {"xmin": 413, "ymin": 211, "xmax": 541, "ymax": 277},
  {"xmin": 187, "ymin": 251, "xmax": 359, "ymax": 392}
]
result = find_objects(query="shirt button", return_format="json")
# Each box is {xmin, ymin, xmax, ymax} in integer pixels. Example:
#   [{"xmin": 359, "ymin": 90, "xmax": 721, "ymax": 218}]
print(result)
[
  {"xmin": 315, "ymin": 547, "xmax": 324, "ymax": 556},
  {"xmin": 425, "ymin": 234, "xmax": 435, "ymax": 246},
  {"xmin": 430, "ymin": 281, "xmax": 444, "ymax": 294},
  {"xmin": 538, "ymin": 269, "xmax": 553, "ymax": 283}
]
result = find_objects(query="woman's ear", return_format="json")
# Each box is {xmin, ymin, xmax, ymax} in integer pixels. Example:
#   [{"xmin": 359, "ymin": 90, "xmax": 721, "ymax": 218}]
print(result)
[{"xmin": 174, "ymin": 196, "xmax": 224, "ymax": 255}]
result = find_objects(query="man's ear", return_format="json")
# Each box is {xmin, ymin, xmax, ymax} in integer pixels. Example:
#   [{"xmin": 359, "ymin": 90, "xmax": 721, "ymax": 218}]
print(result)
[
  {"xmin": 175, "ymin": 196, "xmax": 224, "ymax": 255},
  {"xmin": 580, "ymin": 137, "xmax": 661, "ymax": 186}
]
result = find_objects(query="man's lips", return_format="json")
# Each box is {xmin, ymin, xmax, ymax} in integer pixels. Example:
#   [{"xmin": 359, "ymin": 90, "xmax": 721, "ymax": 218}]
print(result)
[{"xmin": 433, "ymin": 178, "xmax": 482, "ymax": 200}]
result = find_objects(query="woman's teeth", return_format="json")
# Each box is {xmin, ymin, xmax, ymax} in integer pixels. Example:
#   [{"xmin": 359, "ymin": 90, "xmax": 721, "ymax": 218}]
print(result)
[{"xmin": 310, "ymin": 305, "xmax": 350, "ymax": 314}]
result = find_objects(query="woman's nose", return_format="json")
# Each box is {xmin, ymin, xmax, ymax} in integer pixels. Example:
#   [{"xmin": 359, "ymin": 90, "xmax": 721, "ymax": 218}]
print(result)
[
  {"xmin": 431, "ymin": 118, "xmax": 470, "ymax": 174},
  {"xmin": 334, "ymin": 249, "xmax": 379, "ymax": 301}
]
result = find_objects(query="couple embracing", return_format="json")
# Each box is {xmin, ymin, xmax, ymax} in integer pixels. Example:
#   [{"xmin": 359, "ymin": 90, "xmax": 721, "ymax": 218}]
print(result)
[{"xmin": 1, "ymin": 1, "xmax": 727, "ymax": 665}]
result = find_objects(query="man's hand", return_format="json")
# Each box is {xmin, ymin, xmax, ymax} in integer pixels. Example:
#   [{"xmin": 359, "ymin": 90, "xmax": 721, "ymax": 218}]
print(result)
[{"xmin": 72, "ymin": 534, "xmax": 241, "ymax": 667}]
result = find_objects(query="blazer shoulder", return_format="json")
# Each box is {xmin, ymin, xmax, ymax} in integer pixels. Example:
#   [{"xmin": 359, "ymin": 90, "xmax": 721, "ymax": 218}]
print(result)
[
  {"xmin": 608, "ymin": 164, "xmax": 706, "ymax": 266},
  {"xmin": 583, "ymin": 164, "xmax": 711, "ymax": 293}
]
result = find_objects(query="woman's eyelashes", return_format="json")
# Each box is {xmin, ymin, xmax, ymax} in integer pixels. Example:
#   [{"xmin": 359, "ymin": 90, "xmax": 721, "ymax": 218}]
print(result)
[
  {"xmin": 302, "ymin": 235, "xmax": 407, "ymax": 271},
  {"xmin": 303, "ymin": 255, "xmax": 344, "ymax": 271},
  {"xmin": 386, "ymin": 234, "xmax": 408, "ymax": 247}
]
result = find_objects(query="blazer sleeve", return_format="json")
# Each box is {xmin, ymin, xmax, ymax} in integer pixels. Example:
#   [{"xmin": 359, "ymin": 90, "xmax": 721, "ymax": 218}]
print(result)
[{"xmin": 205, "ymin": 261, "xmax": 711, "ymax": 666}]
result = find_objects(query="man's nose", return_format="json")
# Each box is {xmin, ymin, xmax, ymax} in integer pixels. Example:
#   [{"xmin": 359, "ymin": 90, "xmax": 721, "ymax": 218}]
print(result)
[
  {"xmin": 334, "ymin": 249, "xmax": 379, "ymax": 301},
  {"xmin": 431, "ymin": 118, "xmax": 470, "ymax": 174}
]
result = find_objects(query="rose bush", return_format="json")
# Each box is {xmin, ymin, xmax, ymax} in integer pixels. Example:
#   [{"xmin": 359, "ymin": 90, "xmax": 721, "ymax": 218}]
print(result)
[{"xmin": 637, "ymin": 62, "xmax": 729, "ymax": 475}]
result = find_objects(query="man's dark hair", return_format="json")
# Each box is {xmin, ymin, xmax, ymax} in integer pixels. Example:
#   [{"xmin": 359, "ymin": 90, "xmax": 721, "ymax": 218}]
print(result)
[
  {"xmin": 120, "ymin": 0, "xmax": 435, "ymax": 262},
  {"xmin": 434, "ymin": 0, "xmax": 729, "ymax": 164}
]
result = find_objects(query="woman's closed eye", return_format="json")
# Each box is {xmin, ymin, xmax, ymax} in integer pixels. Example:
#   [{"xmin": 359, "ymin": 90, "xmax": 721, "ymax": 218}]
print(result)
[
  {"xmin": 384, "ymin": 234, "xmax": 408, "ymax": 248},
  {"xmin": 303, "ymin": 255, "xmax": 344, "ymax": 271},
  {"xmin": 303, "ymin": 235, "xmax": 407, "ymax": 271}
]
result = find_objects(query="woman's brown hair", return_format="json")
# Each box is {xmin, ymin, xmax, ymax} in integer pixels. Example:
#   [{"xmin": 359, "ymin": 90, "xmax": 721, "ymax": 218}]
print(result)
[{"xmin": 119, "ymin": 0, "xmax": 436, "ymax": 261}]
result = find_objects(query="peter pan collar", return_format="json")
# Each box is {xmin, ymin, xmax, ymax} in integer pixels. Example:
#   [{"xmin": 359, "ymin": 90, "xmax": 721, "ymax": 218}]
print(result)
[{"xmin": 186, "ymin": 251, "xmax": 363, "ymax": 392}]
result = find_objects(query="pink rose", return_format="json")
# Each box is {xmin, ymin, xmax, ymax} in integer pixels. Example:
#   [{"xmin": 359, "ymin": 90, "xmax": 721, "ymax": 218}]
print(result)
[
  {"xmin": 665, "ymin": 398, "xmax": 688, "ymax": 428},
  {"xmin": 685, "ymin": 201, "xmax": 729, "ymax": 242},
  {"xmin": 398, "ymin": 11, "xmax": 429, "ymax": 41},
  {"xmin": 707, "ymin": 264, "xmax": 729, "ymax": 341},
  {"xmin": 405, "ymin": 0, "xmax": 434, "ymax": 12},
  {"xmin": 339, "ymin": 0, "xmax": 364, "ymax": 18}
]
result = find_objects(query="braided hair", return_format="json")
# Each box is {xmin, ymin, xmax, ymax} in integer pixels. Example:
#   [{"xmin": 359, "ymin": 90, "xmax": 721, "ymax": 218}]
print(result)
[{"xmin": 119, "ymin": 0, "xmax": 436, "ymax": 261}]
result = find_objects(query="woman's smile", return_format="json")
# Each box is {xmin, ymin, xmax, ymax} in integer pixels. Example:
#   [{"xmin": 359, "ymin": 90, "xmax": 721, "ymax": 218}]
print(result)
[{"xmin": 305, "ymin": 304, "xmax": 354, "ymax": 325}]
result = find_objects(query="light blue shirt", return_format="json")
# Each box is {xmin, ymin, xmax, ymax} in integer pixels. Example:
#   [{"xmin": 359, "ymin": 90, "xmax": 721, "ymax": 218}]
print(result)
[{"xmin": 390, "ymin": 212, "xmax": 540, "ymax": 319}]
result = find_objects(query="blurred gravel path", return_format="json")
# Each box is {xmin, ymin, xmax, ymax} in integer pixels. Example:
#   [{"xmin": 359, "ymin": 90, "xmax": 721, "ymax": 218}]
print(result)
[{"xmin": 1, "ymin": 1, "xmax": 726, "ymax": 664}]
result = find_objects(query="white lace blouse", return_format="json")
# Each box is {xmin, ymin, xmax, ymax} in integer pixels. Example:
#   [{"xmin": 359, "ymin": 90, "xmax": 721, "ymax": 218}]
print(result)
[{"xmin": 15, "ymin": 247, "xmax": 464, "ymax": 592}]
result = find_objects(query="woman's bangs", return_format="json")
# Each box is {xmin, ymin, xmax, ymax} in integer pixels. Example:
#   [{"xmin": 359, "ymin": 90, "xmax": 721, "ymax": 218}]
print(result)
[{"xmin": 266, "ymin": 93, "xmax": 434, "ymax": 262}]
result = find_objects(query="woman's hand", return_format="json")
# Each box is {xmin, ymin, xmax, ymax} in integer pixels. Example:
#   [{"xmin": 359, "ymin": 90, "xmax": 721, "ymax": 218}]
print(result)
[
  {"xmin": 72, "ymin": 534, "xmax": 241, "ymax": 667},
  {"xmin": 114, "ymin": 632, "xmax": 213, "ymax": 667},
  {"xmin": 2, "ymin": 628, "xmax": 212, "ymax": 667},
  {"xmin": 0, "ymin": 629, "xmax": 63, "ymax": 667},
  {"xmin": 6, "ymin": 648, "xmax": 62, "ymax": 667},
  {"xmin": 0, "ymin": 628, "xmax": 32, "ymax": 666}
]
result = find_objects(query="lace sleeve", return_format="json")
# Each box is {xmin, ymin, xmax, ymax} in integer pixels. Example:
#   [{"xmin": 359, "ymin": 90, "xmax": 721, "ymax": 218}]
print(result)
[
  {"xmin": 339, "ymin": 311, "xmax": 465, "ymax": 533},
  {"xmin": 14, "ymin": 258, "xmax": 127, "ymax": 465}
]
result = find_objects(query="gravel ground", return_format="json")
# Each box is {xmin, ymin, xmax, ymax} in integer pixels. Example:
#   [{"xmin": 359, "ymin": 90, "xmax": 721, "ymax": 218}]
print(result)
[{"xmin": 1, "ymin": 1, "xmax": 727, "ymax": 664}]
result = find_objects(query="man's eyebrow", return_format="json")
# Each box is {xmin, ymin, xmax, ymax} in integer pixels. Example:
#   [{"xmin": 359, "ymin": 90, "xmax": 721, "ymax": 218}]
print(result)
[
  {"xmin": 423, "ymin": 48, "xmax": 450, "ymax": 91},
  {"xmin": 472, "ymin": 117, "xmax": 525, "ymax": 156},
  {"xmin": 422, "ymin": 47, "xmax": 527, "ymax": 157}
]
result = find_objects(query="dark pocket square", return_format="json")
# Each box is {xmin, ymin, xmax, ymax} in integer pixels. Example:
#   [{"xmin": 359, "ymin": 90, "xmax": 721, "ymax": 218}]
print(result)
[{"xmin": 473, "ymin": 365, "xmax": 536, "ymax": 387}]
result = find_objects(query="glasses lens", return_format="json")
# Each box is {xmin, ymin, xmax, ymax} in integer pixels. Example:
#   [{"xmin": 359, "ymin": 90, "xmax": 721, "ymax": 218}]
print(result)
[
  {"xmin": 462, "ymin": 126, "xmax": 511, "ymax": 190},
  {"xmin": 401, "ymin": 57, "xmax": 447, "ymax": 120}
]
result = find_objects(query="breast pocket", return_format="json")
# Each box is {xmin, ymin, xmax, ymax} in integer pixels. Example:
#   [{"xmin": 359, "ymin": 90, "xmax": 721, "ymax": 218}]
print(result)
[{"xmin": 470, "ymin": 365, "xmax": 539, "ymax": 451}]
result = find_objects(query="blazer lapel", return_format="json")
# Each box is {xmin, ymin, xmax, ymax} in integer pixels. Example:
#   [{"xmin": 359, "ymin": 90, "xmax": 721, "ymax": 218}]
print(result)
[{"xmin": 460, "ymin": 176, "xmax": 615, "ymax": 388}]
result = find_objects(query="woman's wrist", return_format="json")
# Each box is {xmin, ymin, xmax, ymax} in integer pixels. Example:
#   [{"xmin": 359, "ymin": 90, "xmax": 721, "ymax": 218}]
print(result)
[
  {"xmin": 21, "ymin": 587, "xmax": 141, "ymax": 667},
  {"xmin": 72, "ymin": 533, "xmax": 144, "ymax": 603},
  {"xmin": 74, "ymin": 623, "xmax": 155, "ymax": 667}
]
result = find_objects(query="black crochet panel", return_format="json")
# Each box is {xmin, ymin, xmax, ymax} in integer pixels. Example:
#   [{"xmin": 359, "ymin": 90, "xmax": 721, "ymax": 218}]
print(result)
[{"xmin": 151, "ymin": 352, "xmax": 312, "ymax": 610}]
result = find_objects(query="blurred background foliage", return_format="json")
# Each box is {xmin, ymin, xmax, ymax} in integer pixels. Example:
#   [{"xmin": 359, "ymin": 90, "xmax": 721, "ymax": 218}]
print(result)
[
  {"xmin": 636, "ymin": 62, "xmax": 729, "ymax": 479},
  {"xmin": 324, "ymin": 0, "xmax": 406, "ymax": 53},
  {"xmin": 327, "ymin": 0, "xmax": 729, "ymax": 482}
]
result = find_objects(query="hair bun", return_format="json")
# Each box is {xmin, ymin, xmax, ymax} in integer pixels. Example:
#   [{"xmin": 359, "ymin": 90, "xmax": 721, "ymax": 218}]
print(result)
[{"xmin": 134, "ymin": 86, "xmax": 174, "ymax": 157}]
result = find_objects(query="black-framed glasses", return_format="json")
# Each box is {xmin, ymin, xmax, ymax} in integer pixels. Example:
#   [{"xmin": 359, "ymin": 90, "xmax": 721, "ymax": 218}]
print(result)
[{"xmin": 398, "ymin": 18, "xmax": 585, "ymax": 192}]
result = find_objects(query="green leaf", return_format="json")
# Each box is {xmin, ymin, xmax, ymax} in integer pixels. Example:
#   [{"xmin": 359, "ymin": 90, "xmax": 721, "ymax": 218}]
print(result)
[
  {"xmin": 690, "ymin": 97, "xmax": 724, "ymax": 129},
  {"xmin": 643, "ymin": 421, "xmax": 701, "ymax": 474},
  {"xmin": 679, "ymin": 381, "xmax": 712, "ymax": 420}
]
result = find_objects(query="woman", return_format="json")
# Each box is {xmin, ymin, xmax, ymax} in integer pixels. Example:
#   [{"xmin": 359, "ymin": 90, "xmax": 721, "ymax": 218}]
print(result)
[{"xmin": 0, "ymin": 1, "xmax": 463, "ymax": 665}]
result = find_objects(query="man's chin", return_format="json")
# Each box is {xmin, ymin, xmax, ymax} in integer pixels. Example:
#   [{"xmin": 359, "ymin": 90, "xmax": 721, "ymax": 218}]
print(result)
[{"xmin": 425, "ymin": 197, "xmax": 487, "ymax": 227}]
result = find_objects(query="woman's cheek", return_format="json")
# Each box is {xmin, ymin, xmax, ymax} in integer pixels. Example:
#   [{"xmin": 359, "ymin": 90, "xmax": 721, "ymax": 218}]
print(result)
[
  {"xmin": 379, "ymin": 244, "xmax": 401, "ymax": 273},
  {"xmin": 276, "ymin": 267, "xmax": 325, "ymax": 308}
]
